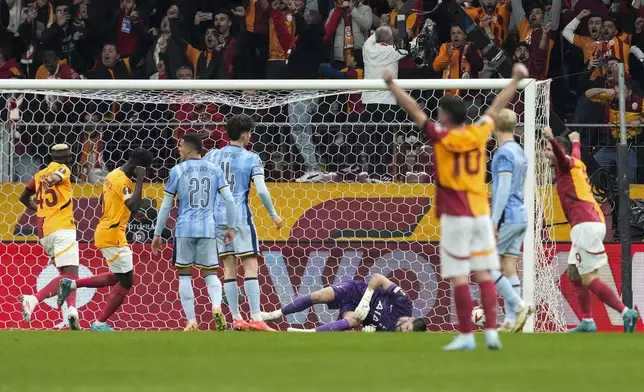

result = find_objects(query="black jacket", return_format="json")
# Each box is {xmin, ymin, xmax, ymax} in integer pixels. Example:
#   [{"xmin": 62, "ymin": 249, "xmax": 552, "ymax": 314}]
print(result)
[{"xmin": 286, "ymin": 15, "xmax": 325, "ymax": 79}]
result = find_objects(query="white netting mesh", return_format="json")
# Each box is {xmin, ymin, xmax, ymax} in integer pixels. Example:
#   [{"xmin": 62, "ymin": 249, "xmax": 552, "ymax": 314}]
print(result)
[{"xmin": 0, "ymin": 80, "xmax": 559, "ymax": 331}]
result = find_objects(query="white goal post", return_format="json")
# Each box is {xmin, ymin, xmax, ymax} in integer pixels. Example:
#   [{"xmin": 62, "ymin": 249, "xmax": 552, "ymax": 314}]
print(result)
[{"xmin": 0, "ymin": 78, "xmax": 562, "ymax": 332}]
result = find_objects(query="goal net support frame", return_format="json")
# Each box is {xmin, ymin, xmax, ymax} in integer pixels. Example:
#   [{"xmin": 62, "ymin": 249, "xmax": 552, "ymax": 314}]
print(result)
[{"xmin": 0, "ymin": 78, "xmax": 557, "ymax": 332}]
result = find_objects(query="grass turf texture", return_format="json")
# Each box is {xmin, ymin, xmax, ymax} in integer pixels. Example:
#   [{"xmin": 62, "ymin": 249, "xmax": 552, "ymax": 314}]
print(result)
[{"xmin": 1, "ymin": 332, "xmax": 643, "ymax": 392}]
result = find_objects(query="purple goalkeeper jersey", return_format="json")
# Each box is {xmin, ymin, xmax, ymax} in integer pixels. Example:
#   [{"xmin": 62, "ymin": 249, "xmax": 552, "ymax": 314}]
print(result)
[{"xmin": 329, "ymin": 280, "xmax": 413, "ymax": 331}]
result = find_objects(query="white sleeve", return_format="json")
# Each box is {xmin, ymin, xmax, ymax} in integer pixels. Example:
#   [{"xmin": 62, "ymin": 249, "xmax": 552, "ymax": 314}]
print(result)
[
  {"xmin": 631, "ymin": 45, "xmax": 644, "ymax": 62},
  {"xmin": 562, "ymin": 17, "xmax": 580, "ymax": 44}
]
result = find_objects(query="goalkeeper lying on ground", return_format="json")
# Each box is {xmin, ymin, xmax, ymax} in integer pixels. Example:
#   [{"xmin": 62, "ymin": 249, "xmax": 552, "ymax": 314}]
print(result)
[{"xmin": 261, "ymin": 274, "xmax": 427, "ymax": 332}]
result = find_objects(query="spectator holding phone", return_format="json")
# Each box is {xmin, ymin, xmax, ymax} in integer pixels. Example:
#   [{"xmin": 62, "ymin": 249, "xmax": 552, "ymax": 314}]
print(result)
[{"xmin": 40, "ymin": 1, "xmax": 89, "ymax": 74}]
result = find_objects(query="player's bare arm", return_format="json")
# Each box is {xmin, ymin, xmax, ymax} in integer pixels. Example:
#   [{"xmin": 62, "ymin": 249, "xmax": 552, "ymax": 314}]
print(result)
[
  {"xmin": 585, "ymin": 88, "xmax": 615, "ymax": 100},
  {"xmin": 19, "ymin": 186, "xmax": 37, "ymax": 212},
  {"xmin": 568, "ymin": 131, "xmax": 581, "ymax": 159},
  {"xmin": 485, "ymin": 63, "xmax": 529, "ymax": 121},
  {"xmin": 125, "ymin": 166, "xmax": 146, "ymax": 213},
  {"xmin": 383, "ymin": 69, "xmax": 428, "ymax": 128}
]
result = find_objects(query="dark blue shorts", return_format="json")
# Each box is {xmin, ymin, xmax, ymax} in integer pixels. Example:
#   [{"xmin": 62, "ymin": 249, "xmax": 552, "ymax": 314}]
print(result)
[{"xmin": 328, "ymin": 280, "xmax": 367, "ymax": 317}]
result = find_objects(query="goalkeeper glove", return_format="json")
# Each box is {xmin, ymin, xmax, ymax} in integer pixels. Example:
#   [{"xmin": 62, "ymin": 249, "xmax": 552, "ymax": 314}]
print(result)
[
  {"xmin": 354, "ymin": 287, "xmax": 374, "ymax": 321},
  {"xmin": 362, "ymin": 325, "xmax": 376, "ymax": 332}
]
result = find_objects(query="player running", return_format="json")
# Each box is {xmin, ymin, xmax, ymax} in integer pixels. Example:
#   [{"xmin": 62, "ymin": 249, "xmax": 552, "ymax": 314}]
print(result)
[
  {"xmin": 491, "ymin": 109, "xmax": 533, "ymax": 332},
  {"xmin": 384, "ymin": 63, "xmax": 529, "ymax": 350},
  {"xmin": 543, "ymin": 128, "xmax": 640, "ymax": 332},
  {"xmin": 19, "ymin": 144, "xmax": 81, "ymax": 330},
  {"xmin": 204, "ymin": 114, "xmax": 283, "ymax": 332},
  {"xmin": 57, "ymin": 148, "xmax": 154, "ymax": 331},
  {"xmin": 151, "ymin": 133, "xmax": 237, "ymax": 331},
  {"xmin": 262, "ymin": 274, "xmax": 427, "ymax": 332}
]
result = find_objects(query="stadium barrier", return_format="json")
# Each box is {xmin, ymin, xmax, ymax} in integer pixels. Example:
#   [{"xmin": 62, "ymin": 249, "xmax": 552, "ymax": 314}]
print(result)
[
  {"xmin": 0, "ymin": 242, "xmax": 641, "ymax": 332},
  {"xmin": 0, "ymin": 182, "xmax": 642, "ymax": 332}
]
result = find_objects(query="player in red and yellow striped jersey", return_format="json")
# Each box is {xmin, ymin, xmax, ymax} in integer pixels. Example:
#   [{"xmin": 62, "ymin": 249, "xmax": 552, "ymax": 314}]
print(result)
[
  {"xmin": 18, "ymin": 144, "xmax": 81, "ymax": 329},
  {"xmin": 543, "ymin": 128, "xmax": 640, "ymax": 332},
  {"xmin": 465, "ymin": 0, "xmax": 511, "ymax": 45},
  {"xmin": 385, "ymin": 63, "xmax": 529, "ymax": 350},
  {"xmin": 57, "ymin": 148, "xmax": 154, "ymax": 332}
]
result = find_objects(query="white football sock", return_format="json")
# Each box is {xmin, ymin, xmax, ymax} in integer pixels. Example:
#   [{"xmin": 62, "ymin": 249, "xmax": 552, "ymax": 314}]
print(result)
[
  {"xmin": 179, "ymin": 275, "xmax": 196, "ymax": 322},
  {"xmin": 204, "ymin": 274, "xmax": 223, "ymax": 309}
]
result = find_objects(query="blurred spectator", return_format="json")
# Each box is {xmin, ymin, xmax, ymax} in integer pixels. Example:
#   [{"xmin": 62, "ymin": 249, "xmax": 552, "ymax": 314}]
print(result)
[
  {"xmin": 35, "ymin": 49, "xmax": 79, "ymax": 78},
  {"xmin": 384, "ymin": 0, "xmax": 422, "ymax": 78},
  {"xmin": 512, "ymin": 22, "xmax": 551, "ymax": 80},
  {"xmin": 0, "ymin": 42, "xmax": 23, "ymax": 78},
  {"xmin": 325, "ymin": 0, "xmax": 372, "ymax": 66},
  {"xmin": 585, "ymin": 61, "xmax": 640, "ymax": 183},
  {"xmin": 432, "ymin": 24, "xmax": 483, "ymax": 119},
  {"xmin": 168, "ymin": 5, "xmax": 232, "ymax": 79},
  {"xmin": 17, "ymin": 0, "xmax": 55, "ymax": 76},
  {"xmin": 40, "ymin": 1, "xmax": 90, "ymax": 75},
  {"xmin": 361, "ymin": 26, "xmax": 409, "ymax": 180},
  {"xmin": 465, "ymin": 0, "xmax": 511, "ymax": 46},
  {"xmin": 89, "ymin": 41, "xmax": 142, "ymax": 79},
  {"xmin": 243, "ymin": 0, "xmax": 270, "ymax": 78},
  {"xmin": 267, "ymin": 0, "xmax": 298, "ymax": 78},
  {"xmin": 77, "ymin": 126, "xmax": 107, "ymax": 183},
  {"xmin": 511, "ymin": 0, "xmax": 561, "ymax": 78},
  {"xmin": 112, "ymin": 0, "xmax": 142, "ymax": 58},
  {"xmin": 146, "ymin": 17, "xmax": 178, "ymax": 79}
]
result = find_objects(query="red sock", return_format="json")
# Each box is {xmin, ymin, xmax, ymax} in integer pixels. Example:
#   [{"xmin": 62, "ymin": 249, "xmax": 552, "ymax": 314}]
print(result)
[
  {"xmin": 35, "ymin": 275, "xmax": 64, "ymax": 302},
  {"xmin": 454, "ymin": 284, "xmax": 473, "ymax": 333},
  {"xmin": 588, "ymin": 279, "xmax": 626, "ymax": 313},
  {"xmin": 97, "ymin": 284, "xmax": 130, "ymax": 323},
  {"xmin": 479, "ymin": 280, "xmax": 498, "ymax": 329},
  {"xmin": 76, "ymin": 273, "xmax": 117, "ymax": 288},
  {"xmin": 571, "ymin": 279, "xmax": 592, "ymax": 319},
  {"xmin": 63, "ymin": 272, "xmax": 78, "ymax": 308}
]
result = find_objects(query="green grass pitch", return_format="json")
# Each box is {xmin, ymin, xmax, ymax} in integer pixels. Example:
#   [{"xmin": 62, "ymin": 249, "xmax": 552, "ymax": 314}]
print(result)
[{"xmin": 1, "ymin": 332, "xmax": 643, "ymax": 392}]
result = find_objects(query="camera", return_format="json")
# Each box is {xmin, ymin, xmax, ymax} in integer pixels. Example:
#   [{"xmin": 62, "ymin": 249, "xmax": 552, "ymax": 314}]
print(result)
[{"xmin": 410, "ymin": 19, "xmax": 439, "ymax": 67}]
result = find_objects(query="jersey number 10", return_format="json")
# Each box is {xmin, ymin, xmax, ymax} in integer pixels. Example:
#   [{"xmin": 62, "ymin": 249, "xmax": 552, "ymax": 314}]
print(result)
[{"xmin": 452, "ymin": 150, "xmax": 482, "ymax": 176}]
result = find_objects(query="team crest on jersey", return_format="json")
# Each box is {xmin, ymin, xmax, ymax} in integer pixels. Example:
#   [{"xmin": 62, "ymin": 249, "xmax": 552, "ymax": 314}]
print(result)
[
  {"xmin": 123, "ymin": 186, "xmax": 132, "ymax": 196},
  {"xmin": 286, "ymin": 14, "xmax": 293, "ymax": 22},
  {"xmin": 633, "ymin": 102, "xmax": 639, "ymax": 111}
]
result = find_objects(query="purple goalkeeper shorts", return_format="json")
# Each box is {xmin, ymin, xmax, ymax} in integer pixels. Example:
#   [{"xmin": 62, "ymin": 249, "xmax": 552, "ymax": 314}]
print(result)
[{"xmin": 328, "ymin": 280, "xmax": 368, "ymax": 317}]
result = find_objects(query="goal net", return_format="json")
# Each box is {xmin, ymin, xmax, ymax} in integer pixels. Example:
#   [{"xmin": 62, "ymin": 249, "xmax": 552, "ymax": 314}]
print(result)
[{"xmin": 0, "ymin": 78, "xmax": 564, "ymax": 332}]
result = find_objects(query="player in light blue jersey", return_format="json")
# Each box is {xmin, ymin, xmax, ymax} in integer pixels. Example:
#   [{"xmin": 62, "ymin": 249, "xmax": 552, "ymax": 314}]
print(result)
[
  {"xmin": 204, "ymin": 115, "xmax": 283, "ymax": 332},
  {"xmin": 152, "ymin": 134, "xmax": 238, "ymax": 332},
  {"xmin": 491, "ymin": 109, "xmax": 532, "ymax": 332}
]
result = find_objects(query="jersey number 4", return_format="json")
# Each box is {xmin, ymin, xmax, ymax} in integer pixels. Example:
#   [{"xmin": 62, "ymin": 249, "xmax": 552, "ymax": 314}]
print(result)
[
  {"xmin": 220, "ymin": 161, "xmax": 236, "ymax": 192},
  {"xmin": 188, "ymin": 177, "xmax": 211, "ymax": 208},
  {"xmin": 35, "ymin": 182, "xmax": 57, "ymax": 208}
]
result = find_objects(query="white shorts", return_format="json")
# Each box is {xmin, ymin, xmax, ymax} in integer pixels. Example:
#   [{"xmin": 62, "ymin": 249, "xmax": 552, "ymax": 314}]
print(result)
[
  {"xmin": 40, "ymin": 229, "xmax": 79, "ymax": 268},
  {"xmin": 173, "ymin": 238, "xmax": 218, "ymax": 269},
  {"xmin": 440, "ymin": 214, "xmax": 499, "ymax": 279},
  {"xmin": 216, "ymin": 225, "xmax": 260, "ymax": 258},
  {"xmin": 568, "ymin": 222, "xmax": 608, "ymax": 275},
  {"xmin": 100, "ymin": 246, "xmax": 134, "ymax": 274}
]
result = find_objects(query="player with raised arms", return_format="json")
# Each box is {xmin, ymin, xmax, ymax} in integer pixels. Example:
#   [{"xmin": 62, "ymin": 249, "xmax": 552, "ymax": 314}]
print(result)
[
  {"xmin": 19, "ymin": 144, "xmax": 81, "ymax": 330},
  {"xmin": 204, "ymin": 115, "xmax": 283, "ymax": 331},
  {"xmin": 491, "ymin": 109, "xmax": 532, "ymax": 332},
  {"xmin": 151, "ymin": 133, "xmax": 237, "ymax": 331},
  {"xmin": 542, "ymin": 128, "xmax": 640, "ymax": 332},
  {"xmin": 57, "ymin": 148, "xmax": 154, "ymax": 331},
  {"xmin": 262, "ymin": 274, "xmax": 427, "ymax": 332},
  {"xmin": 384, "ymin": 63, "xmax": 529, "ymax": 350}
]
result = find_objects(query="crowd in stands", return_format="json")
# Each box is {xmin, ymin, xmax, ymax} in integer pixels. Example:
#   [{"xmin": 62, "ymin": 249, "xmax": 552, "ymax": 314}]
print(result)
[{"xmin": 2, "ymin": 0, "xmax": 644, "ymax": 184}]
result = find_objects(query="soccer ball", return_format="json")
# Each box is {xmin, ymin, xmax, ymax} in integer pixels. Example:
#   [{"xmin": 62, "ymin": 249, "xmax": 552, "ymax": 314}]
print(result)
[{"xmin": 471, "ymin": 306, "xmax": 486, "ymax": 328}]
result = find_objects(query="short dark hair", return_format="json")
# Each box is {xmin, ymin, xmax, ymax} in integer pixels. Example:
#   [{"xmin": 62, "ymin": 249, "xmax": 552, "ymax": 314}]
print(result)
[
  {"xmin": 182, "ymin": 133, "xmax": 203, "ymax": 153},
  {"xmin": 439, "ymin": 96, "xmax": 467, "ymax": 125},
  {"xmin": 555, "ymin": 136, "xmax": 571, "ymax": 154},
  {"xmin": 529, "ymin": 2, "xmax": 545, "ymax": 13},
  {"xmin": 128, "ymin": 148, "xmax": 154, "ymax": 167},
  {"xmin": 103, "ymin": 42, "xmax": 119, "ymax": 52},
  {"xmin": 412, "ymin": 317, "xmax": 427, "ymax": 332},
  {"xmin": 226, "ymin": 114, "xmax": 255, "ymax": 141}
]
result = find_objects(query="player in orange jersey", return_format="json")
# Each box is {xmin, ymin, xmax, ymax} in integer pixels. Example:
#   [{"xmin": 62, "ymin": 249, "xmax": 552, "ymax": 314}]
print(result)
[
  {"xmin": 542, "ymin": 128, "xmax": 640, "ymax": 333},
  {"xmin": 57, "ymin": 148, "xmax": 154, "ymax": 331},
  {"xmin": 19, "ymin": 144, "xmax": 81, "ymax": 329},
  {"xmin": 384, "ymin": 63, "xmax": 529, "ymax": 350}
]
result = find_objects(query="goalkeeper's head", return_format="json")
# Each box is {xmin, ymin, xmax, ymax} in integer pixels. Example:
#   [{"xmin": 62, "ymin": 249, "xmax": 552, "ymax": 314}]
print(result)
[
  {"xmin": 395, "ymin": 316, "xmax": 427, "ymax": 332},
  {"xmin": 50, "ymin": 144, "xmax": 72, "ymax": 164},
  {"xmin": 227, "ymin": 114, "xmax": 255, "ymax": 147},
  {"xmin": 493, "ymin": 108, "xmax": 518, "ymax": 142}
]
